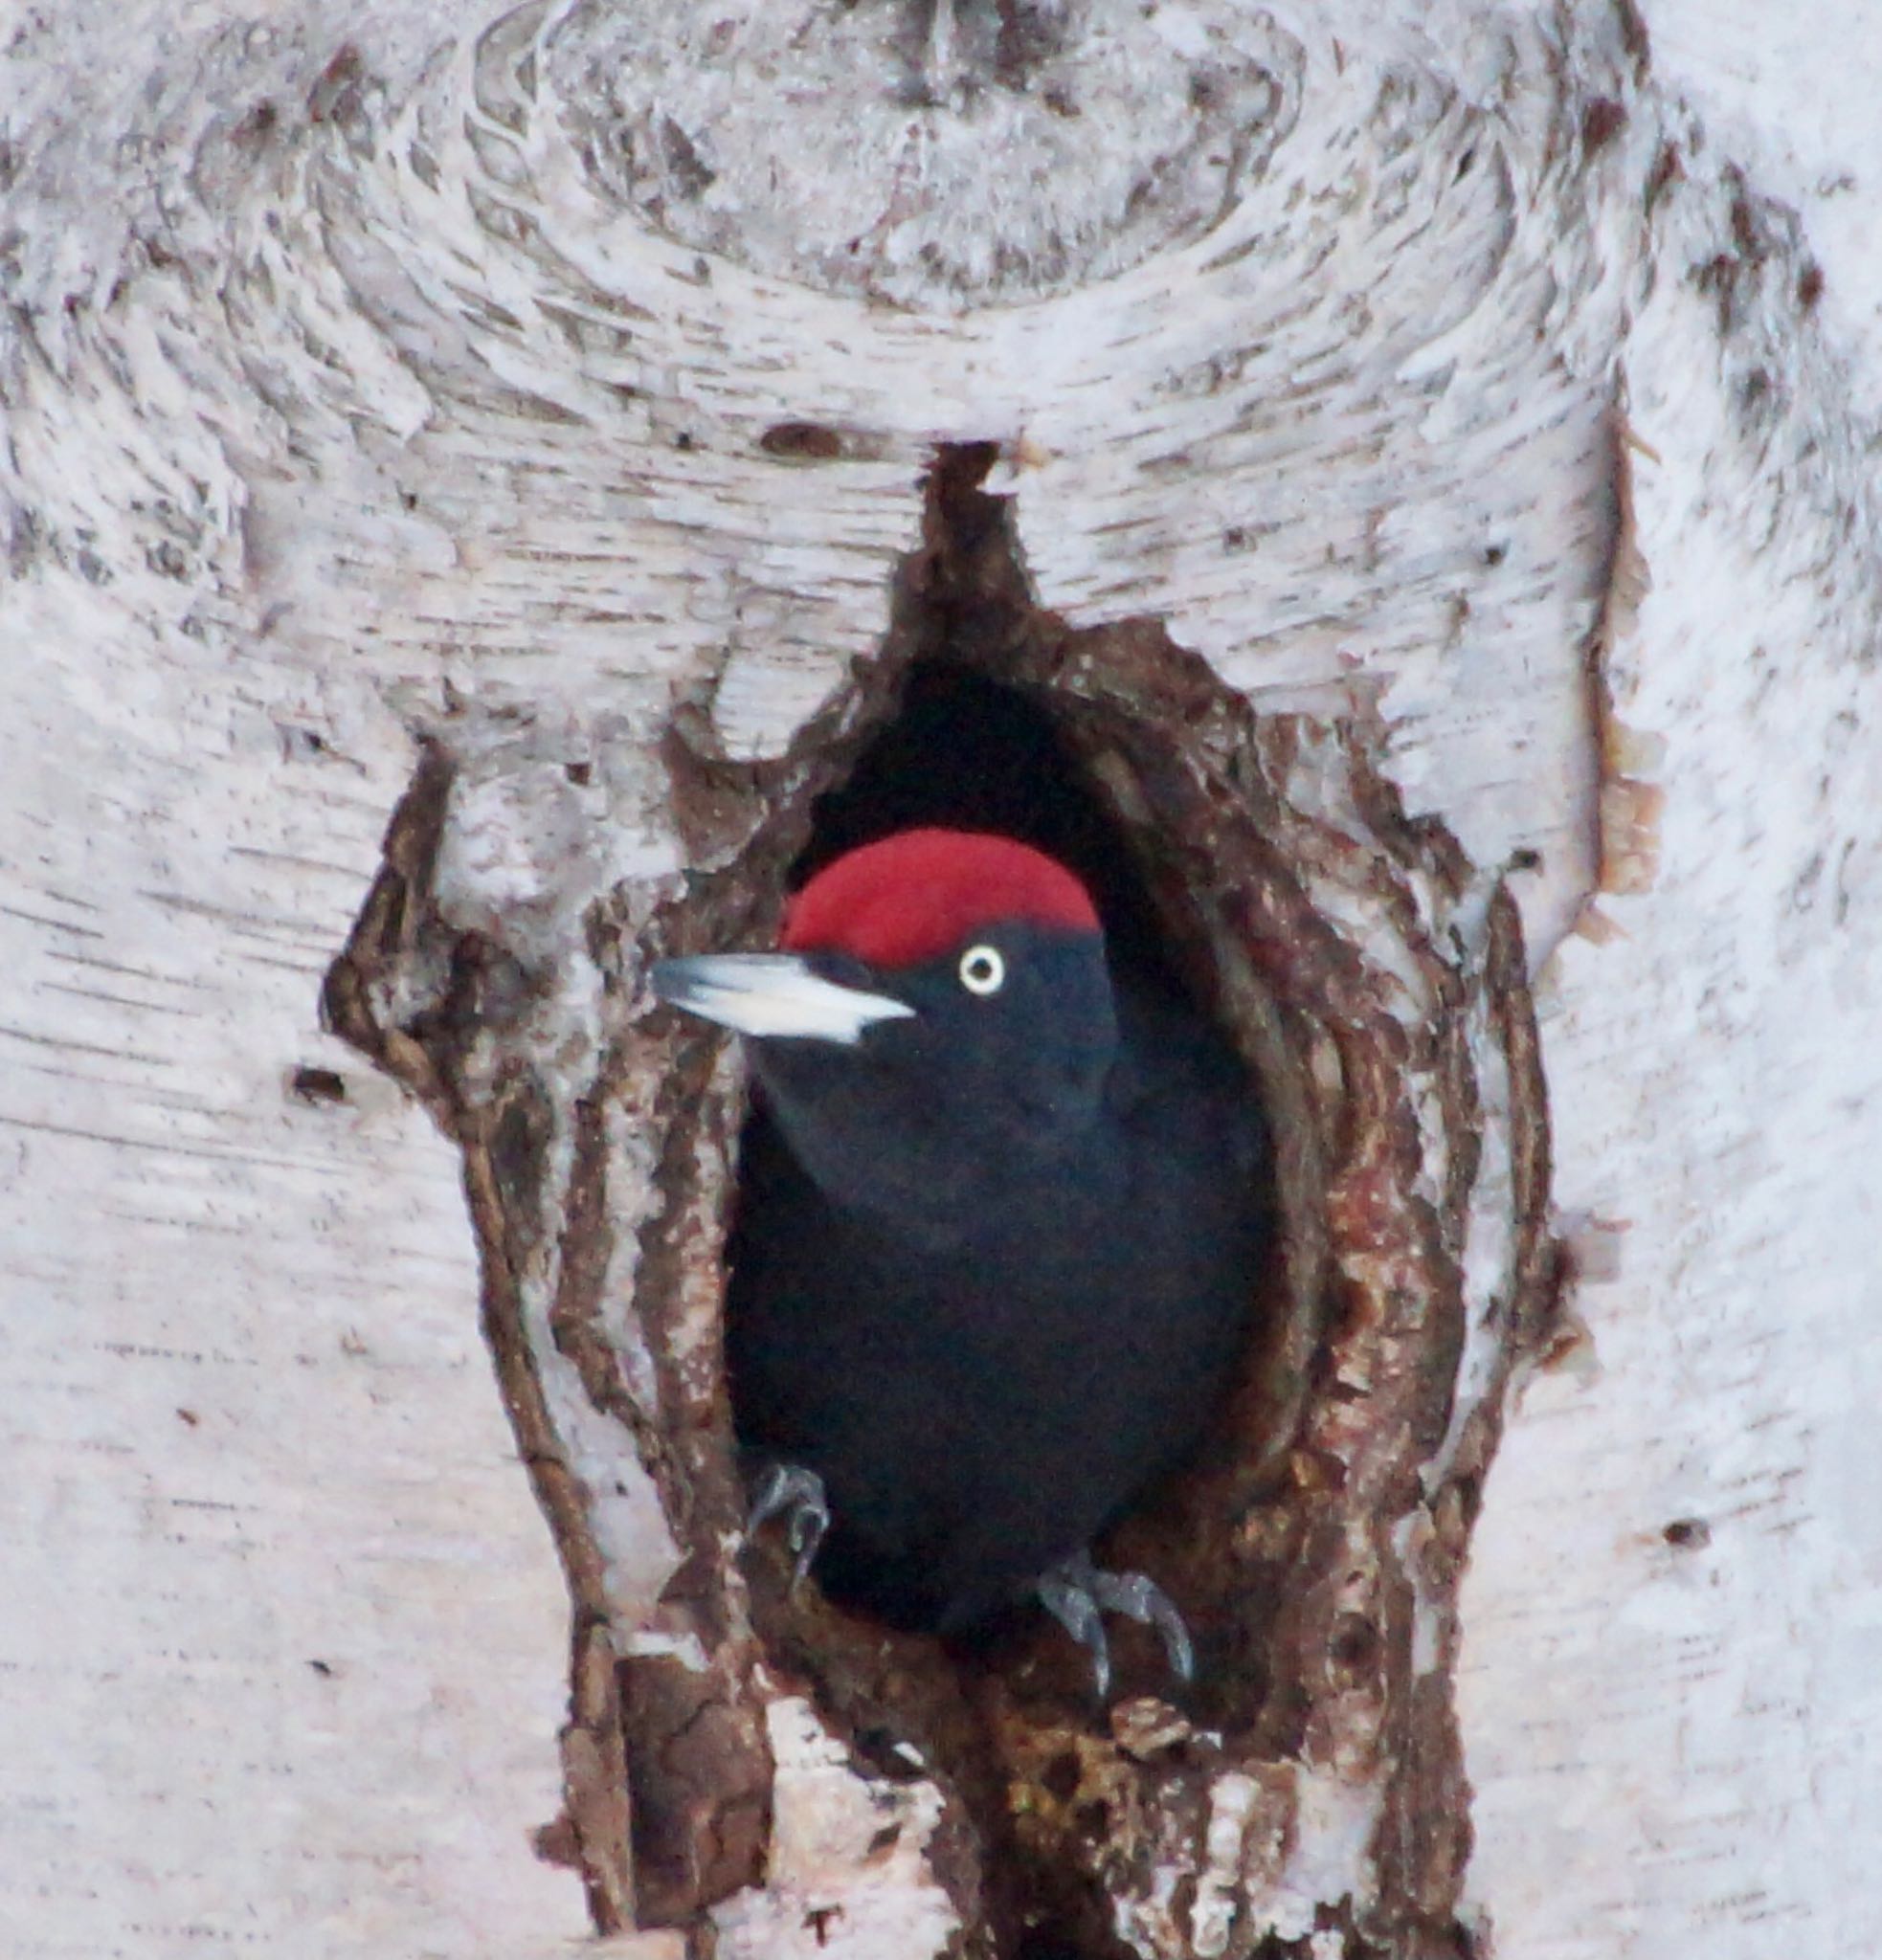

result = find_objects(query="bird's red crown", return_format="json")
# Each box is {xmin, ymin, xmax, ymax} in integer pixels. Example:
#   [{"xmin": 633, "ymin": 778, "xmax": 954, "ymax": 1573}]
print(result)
[{"xmin": 781, "ymin": 828, "xmax": 1101, "ymax": 969}]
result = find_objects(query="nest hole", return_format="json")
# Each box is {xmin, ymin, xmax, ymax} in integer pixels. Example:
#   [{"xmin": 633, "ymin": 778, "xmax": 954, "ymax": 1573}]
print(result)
[
  {"xmin": 737, "ymin": 657, "xmax": 1296, "ymax": 1648},
  {"xmin": 324, "ymin": 435, "xmax": 1515, "ymax": 1953},
  {"xmin": 703, "ymin": 450, "xmax": 1327, "ymax": 1959}
]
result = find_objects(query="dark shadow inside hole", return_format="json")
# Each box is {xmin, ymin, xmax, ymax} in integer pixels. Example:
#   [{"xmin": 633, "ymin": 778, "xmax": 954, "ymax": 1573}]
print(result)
[{"xmin": 1013, "ymin": 1937, "xmax": 1130, "ymax": 1960}]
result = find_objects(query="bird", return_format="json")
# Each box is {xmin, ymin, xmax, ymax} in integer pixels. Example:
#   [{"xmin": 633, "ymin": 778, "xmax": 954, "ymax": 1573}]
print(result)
[{"xmin": 651, "ymin": 827, "xmax": 1270, "ymax": 1694}]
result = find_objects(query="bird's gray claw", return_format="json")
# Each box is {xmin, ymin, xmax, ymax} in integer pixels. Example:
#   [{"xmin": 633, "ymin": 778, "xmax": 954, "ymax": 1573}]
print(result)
[
  {"xmin": 1037, "ymin": 1553, "xmax": 1195, "ymax": 1698},
  {"xmin": 1038, "ymin": 1560, "xmax": 1114, "ymax": 1698},
  {"xmin": 748, "ymin": 1462, "xmax": 830, "ymax": 1590},
  {"xmin": 1091, "ymin": 1565, "xmax": 1196, "ymax": 1684}
]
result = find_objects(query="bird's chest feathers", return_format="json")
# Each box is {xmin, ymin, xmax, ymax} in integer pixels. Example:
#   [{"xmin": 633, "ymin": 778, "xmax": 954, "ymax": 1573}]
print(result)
[
  {"xmin": 756, "ymin": 1045, "xmax": 1112, "ymax": 1226},
  {"xmin": 806, "ymin": 1090, "xmax": 1119, "ymax": 1244},
  {"xmin": 764, "ymin": 1143, "xmax": 1237, "ymax": 1431}
]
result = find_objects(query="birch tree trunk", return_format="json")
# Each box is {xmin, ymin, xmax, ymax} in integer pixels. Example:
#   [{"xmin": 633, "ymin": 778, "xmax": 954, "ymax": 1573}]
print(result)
[{"xmin": 4, "ymin": 3, "xmax": 1877, "ymax": 1956}]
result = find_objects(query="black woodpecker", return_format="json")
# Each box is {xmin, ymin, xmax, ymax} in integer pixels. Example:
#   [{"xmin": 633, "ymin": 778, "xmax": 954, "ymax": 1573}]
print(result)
[{"xmin": 653, "ymin": 828, "xmax": 1269, "ymax": 1693}]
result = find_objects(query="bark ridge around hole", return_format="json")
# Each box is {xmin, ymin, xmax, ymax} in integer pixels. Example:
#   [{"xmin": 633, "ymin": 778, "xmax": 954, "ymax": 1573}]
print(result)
[{"xmin": 326, "ymin": 452, "xmax": 1553, "ymax": 1957}]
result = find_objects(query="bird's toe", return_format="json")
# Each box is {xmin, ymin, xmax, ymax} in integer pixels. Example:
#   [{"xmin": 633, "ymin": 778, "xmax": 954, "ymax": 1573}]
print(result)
[
  {"xmin": 1037, "ymin": 1551, "xmax": 1194, "ymax": 1697},
  {"xmin": 748, "ymin": 1460, "xmax": 831, "ymax": 1589},
  {"xmin": 1038, "ymin": 1557, "xmax": 1114, "ymax": 1699}
]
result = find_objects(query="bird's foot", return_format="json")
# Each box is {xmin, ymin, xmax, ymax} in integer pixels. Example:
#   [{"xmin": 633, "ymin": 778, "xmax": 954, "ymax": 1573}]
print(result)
[
  {"xmin": 747, "ymin": 1462, "xmax": 830, "ymax": 1590},
  {"xmin": 1037, "ymin": 1552, "xmax": 1196, "ymax": 1700}
]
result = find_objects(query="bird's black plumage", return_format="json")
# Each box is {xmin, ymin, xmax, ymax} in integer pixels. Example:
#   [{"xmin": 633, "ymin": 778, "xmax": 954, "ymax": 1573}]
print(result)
[{"xmin": 669, "ymin": 835, "xmax": 1272, "ymax": 1642}]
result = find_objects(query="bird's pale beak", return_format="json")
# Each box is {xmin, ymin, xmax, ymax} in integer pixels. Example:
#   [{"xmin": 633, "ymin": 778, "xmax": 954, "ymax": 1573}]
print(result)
[{"xmin": 651, "ymin": 953, "xmax": 915, "ymax": 1046}]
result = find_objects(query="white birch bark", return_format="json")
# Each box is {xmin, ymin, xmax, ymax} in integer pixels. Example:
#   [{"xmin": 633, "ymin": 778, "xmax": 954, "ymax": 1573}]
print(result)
[{"xmin": 2, "ymin": 2, "xmax": 1875, "ymax": 1955}]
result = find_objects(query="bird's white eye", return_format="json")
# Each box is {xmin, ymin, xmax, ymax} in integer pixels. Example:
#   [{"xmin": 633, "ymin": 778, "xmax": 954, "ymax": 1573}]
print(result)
[{"xmin": 957, "ymin": 945, "xmax": 1005, "ymax": 996}]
